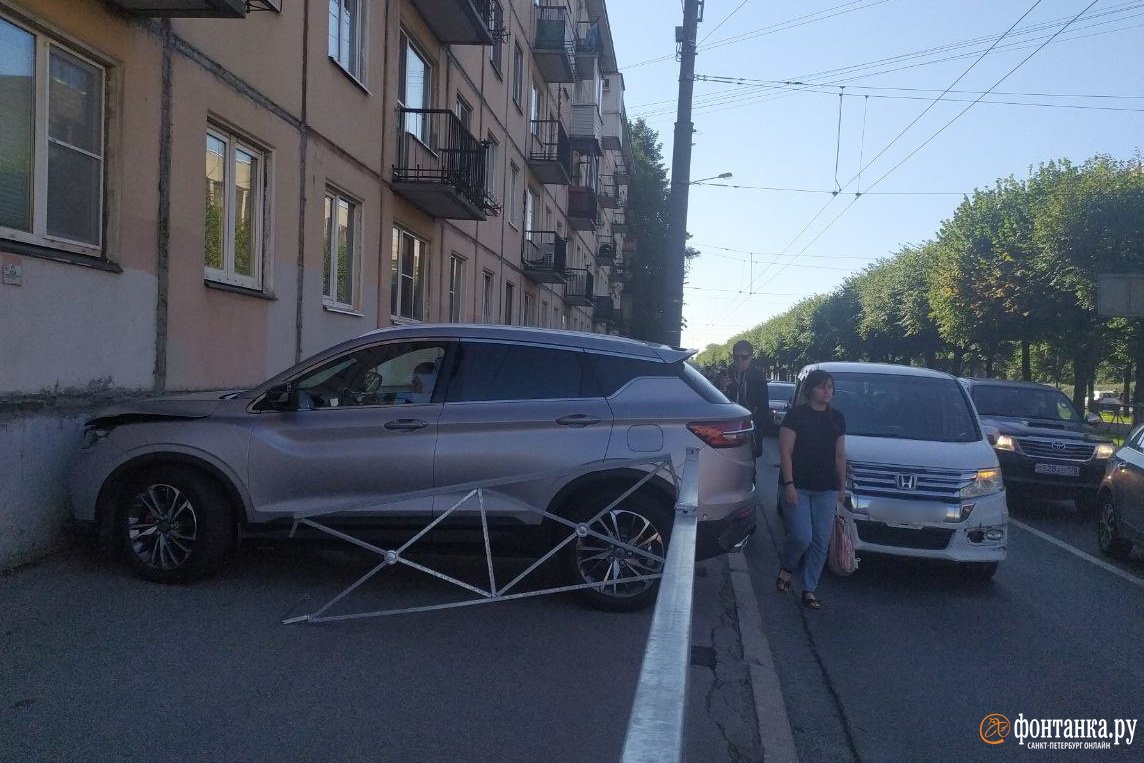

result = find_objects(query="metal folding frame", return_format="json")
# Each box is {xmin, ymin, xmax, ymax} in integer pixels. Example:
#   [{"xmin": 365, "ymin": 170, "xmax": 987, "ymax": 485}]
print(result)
[{"xmin": 281, "ymin": 453, "xmax": 686, "ymax": 624}]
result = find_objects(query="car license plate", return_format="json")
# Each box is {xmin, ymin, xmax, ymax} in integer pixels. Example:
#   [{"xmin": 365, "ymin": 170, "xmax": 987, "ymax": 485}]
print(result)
[{"xmin": 1034, "ymin": 463, "xmax": 1080, "ymax": 477}]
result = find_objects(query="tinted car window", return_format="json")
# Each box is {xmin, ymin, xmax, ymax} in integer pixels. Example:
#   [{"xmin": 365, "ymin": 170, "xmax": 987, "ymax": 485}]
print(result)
[
  {"xmin": 970, "ymin": 384, "xmax": 1081, "ymax": 421},
  {"xmin": 446, "ymin": 342, "xmax": 587, "ymax": 402},
  {"xmin": 681, "ymin": 362, "xmax": 728, "ymax": 404},
  {"xmin": 589, "ymin": 353, "xmax": 677, "ymax": 396},
  {"xmin": 828, "ymin": 372, "xmax": 979, "ymax": 443}
]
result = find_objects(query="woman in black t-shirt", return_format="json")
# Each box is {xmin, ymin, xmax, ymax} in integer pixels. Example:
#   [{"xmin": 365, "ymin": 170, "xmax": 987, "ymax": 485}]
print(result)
[{"xmin": 776, "ymin": 369, "xmax": 846, "ymax": 609}]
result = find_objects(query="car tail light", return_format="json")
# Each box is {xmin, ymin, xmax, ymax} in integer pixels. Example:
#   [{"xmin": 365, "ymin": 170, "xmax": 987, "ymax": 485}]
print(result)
[{"xmin": 687, "ymin": 419, "xmax": 753, "ymax": 448}]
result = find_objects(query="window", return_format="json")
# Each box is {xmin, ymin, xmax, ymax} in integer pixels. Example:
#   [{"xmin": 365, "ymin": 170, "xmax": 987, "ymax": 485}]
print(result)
[
  {"xmin": 391, "ymin": 227, "xmax": 428, "ymax": 320},
  {"xmin": 399, "ymin": 32, "xmax": 432, "ymax": 141},
  {"xmin": 526, "ymin": 187, "xmax": 538, "ymax": 234},
  {"xmin": 205, "ymin": 126, "xmax": 266, "ymax": 289},
  {"xmin": 328, "ymin": 0, "xmax": 364, "ymax": 79},
  {"xmin": 540, "ymin": 300, "xmax": 548, "ymax": 327},
  {"xmin": 446, "ymin": 342, "xmax": 586, "ymax": 402},
  {"xmin": 0, "ymin": 18, "xmax": 106, "ymax": 255},
  {"xmin": 508, "ymin": 163, "xmax": 520, "ymax": 227},
  {"xmin": 322, "ymin": 189, "xmax": 358, "ymax": 308},
  {"xmin": 482, "ymin": 270, "xmax": 495, "ymax": 323},
  {"xmin": 484, "ymin": 133, "xmax": 499, "ymax": 204},
  {"xmin": 504, "ymin": 281, "xmax": 515, "ymax": 325},
  {"xmin": 294, "ymin": 341, "xmax": 447, "ymax": 408},
  {"xmin": 455, "ymin": 94, "xmax": 472, "ymax": 132},
  {"xmin": 489, "ymin": 0, "xmax": 504, "ymax": 74},
  {"xmin": 448, "ymin": 254, "xmax": 465, "ymax": 322},
  {"xmin": 523, "ymin": 294, "xmax": 535, "ymax": 326},
  {"xmin": 512, "ymin": 43, "xmax": 524, "ymax": 108}
]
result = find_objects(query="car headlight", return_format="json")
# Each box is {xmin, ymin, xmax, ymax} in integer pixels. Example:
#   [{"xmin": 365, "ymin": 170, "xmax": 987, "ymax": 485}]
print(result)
[
  {"xmin": 994, "ymin": 435, "xmax": 1017, "ymax": 452},
  {"xmin": 960, "ymin": 468, "xmax": 1003, "ymax": 499},
  {"xmin": 1094, "ymin": 442, "xmax": 1116, "ymax": 459}
]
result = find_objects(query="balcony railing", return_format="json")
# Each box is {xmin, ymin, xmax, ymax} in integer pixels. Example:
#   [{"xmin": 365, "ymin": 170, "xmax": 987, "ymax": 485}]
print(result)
[
  {"xmin": 611, "ymin": 206, "xmax": 628, "ymax": 233},
  {"xmin": 533, "ymin": 5, "xmax": 576, "ymax": 82},
  {"xmin": 527, "ymin": 120, "xmax": 573, "ymax": 186},
  {"xmin": 570, "ymin": 103, "xmax": 603, "ymax": 154},
  {"xmin": 597, "ymin": 237, "xmax": 617, "ymax": 266},
  {"xmin": 106, "ymin": 0, "xmax": 246, "ymax": 16},
  {"xmin": 568, "ymin": 186, "xmax": 598, "ymax": 231},
  {"xmin": 598, "ymin": 175, "xmax": 618, "ymax": 208},
  {"xmin": 593, "ymin": 295, "xmax": 616, "ymax": 325},
  {"xmin": 564, "ymin": 268, "xmax": 594, "ymax": 307},
  {"xmin": 393, "ymin": 109, "xmax": 489, "ymax": 220},
  {"xmin": 409, "ymin": 0, "xmax": 496, "ymax": 45},
  {"xmin": 575, "ymin": 21, "xmax": 601, "ymax": 80},
  {"xmin": 608, "ymin": 266, "xmax": 625, "ymax": 287},
  {"xmin": 603, "ymin": 109, "xmax": 624, "ymax": 153},
  {"xmin": 522, "ymin": 231, "xmax": 568, "ymax": 284}
]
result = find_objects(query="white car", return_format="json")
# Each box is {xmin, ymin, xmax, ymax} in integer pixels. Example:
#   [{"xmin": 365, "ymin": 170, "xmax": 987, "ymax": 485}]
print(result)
[{"xmin": 794, "ymin": 362, "xmax": 1007, "ymax": 578}]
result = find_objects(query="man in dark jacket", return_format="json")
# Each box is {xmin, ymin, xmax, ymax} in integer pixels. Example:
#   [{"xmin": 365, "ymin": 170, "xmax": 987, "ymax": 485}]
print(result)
[{"xmin": 727, "ymin": 340, "xmax": 769, "ymax": 459}]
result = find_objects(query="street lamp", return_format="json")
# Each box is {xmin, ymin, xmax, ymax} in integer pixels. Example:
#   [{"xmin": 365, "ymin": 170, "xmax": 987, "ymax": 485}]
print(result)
[{"xmin": 689, "ymin": 172, "xmax": 732, "ymax": 184}]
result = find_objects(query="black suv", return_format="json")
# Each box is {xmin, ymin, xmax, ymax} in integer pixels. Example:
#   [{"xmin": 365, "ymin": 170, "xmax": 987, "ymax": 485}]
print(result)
[{"xmin": 960, "ymin": 378, "xmax": 1116, "ymax": 510}]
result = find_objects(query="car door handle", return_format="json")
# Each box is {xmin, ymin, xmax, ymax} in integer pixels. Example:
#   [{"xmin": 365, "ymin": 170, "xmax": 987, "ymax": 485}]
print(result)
[
  {"xmin": 555, "ymin": 414, "xmax": 601, "ymax": 428},
  {"xmin": 384, "ymin": 419, "xmax": 429, "ymax": 432}
]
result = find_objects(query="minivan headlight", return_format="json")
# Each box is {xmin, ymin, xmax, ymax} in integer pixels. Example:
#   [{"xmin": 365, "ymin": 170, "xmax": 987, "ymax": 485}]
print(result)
[
  {"xmin": 994, "ymin": 435, "xmax": 1017, "ymax": 452},
  {"xmin": 961, "ymin": 468, "xmax": 1003, "ymax": 499},
  {"xmin": 1094, "ymin": 442, "xmax": 1116, "ymax": 460}
]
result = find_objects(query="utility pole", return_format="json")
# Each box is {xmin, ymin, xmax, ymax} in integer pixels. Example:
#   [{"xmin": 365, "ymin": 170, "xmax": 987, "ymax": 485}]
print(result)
[{"xmin": 662, "ymin": 0, "xmax": 702, "ymax": 348}]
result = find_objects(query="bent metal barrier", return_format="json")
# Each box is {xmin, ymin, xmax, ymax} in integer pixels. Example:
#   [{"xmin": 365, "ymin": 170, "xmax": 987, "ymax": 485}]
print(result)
[{"xmin": 280, "ymin": 447, "xmax": 704, "ymax": 763}]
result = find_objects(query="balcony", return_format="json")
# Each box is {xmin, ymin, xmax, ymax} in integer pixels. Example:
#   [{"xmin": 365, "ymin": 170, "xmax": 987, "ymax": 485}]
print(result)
[
  {"xmin": 564, "ymin": 269, "xmax": 594, "ymax": 307},
  {"xmin": 533, "ymin": 5, "xmax": 576, "ymax": 82},
  {"xmin": 593, "ymin": 295, "xmax": 616, "ymax": 325},
  {"xmin": 393, "ymin": 110, "xmax": 489, "ymax": 220},
  {"xmin": 608, "ymin": 267, "xmax": 625, "ymax": 287},
  {"xmin": 523, "ymin": 231, "xmax": 568, "ymax": 284},
  {"xmin": 527, "ymin": 120, "xmax": 573, "ymax": 186},
  {"xmin": 570, "ymin": 104, "xmax": 603, "ymax": 155},
  {"xmin": 409, "ymin": 0, "xmax": 496, "ymax": 45},
  {"xmin": 105, "ymin": 0, "xmax": 246, "ymax": 15},
  {"xmin": 575, "ymin": 21, "xmax": 601, "ymax": 80},
  {"xmin": 598, "ymin": 175, "xmax": 617, "ymax": 208},
  {"xmin": 568, "ymin": 186, "xmax": 598, "ymax": 231},
  {"xmin": 611, "ymin": 207, "xmax": 628, "ymax": 233},
  {"xmin": 597, "ymin": 238, "xmax": 616, "ymax": 266},
  {"xmin": 602, "ymin": 110, "xmax": 624, "ymax": 153}
]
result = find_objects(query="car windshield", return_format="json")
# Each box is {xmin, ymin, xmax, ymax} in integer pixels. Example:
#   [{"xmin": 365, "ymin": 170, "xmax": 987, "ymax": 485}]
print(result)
[
  {"xmin": 970, "ymin": 384, "xmax": 1081, "ymax": 422},
  {"xmin": 828, "ymin": 372, "xmax": 980, "ymax": 443},
  {"xmin": 770, "ymin": 383, "xmax": 795, "ymax": 402}
]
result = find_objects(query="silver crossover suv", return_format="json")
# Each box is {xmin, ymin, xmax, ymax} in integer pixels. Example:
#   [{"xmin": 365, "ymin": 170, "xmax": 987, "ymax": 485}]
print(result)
[{"xmin": 70, "ymin": 325, "xmax": 757, "ymax": 610}]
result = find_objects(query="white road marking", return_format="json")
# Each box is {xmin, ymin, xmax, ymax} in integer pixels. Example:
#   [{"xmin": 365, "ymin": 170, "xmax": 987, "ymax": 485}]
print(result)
[{"xmin": 1009, "ymin": 518, "xmax": 1144, "ymax": 588}]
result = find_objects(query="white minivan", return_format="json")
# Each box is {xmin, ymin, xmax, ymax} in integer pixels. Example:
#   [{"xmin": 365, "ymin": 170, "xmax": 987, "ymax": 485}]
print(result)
[{"xmin": 793, "ymin": 362, "xmax": 1008, "ymax": 578}]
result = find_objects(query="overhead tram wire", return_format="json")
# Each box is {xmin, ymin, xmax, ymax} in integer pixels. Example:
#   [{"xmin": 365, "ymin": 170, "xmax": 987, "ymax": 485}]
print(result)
[
  {"xmin": 736, "ymin": 0, "xmax": 1105, "ymax": 304},
  {"xmin": 706, "ymin": 0, "xmax": 1047, "ymax": 328},
  {"xmin": 698, "ymin": 0, "xmax": 755, "ymax": 46}
]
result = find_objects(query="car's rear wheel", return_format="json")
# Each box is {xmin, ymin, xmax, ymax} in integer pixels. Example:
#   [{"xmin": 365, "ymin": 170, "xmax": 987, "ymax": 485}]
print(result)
[
  {"xmin": 562, "ymin": 489, "xmax": 672, "ymax": 612},
  {"xmin": 1097, "ymin": 491, "xmax": 1133, "ymax": 560},
  {"xmin": 116, "ymin": 466, "xmax": 236, "ymax": 583}
]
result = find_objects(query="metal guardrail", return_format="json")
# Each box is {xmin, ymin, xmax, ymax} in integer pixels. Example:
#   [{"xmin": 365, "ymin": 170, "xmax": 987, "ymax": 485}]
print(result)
[{"xmin": 621, "ymin": 447, "xmax": 700, "ymax": 763}]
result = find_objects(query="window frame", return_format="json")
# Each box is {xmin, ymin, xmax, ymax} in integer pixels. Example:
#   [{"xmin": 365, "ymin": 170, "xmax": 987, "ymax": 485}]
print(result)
[
  {"xmin": 399, "ymin": 30, "xmax": 433, "ymax": 143},
  {"xmin": 482, "ymin": 269, "xmax": 495, "ymax": 323},
  {"xmin": 508, "ymin": 163, "xmax": 520, "ymax": 229},
  {"xmin": 489, "ymin": 0, "xmax": 504, "ymax": 76},
  {"xmin": 448, "ymin": 253, "xmax": 465, "ymax": 322},
  {"xmin": 0, "ymin": 19, "xmax": 108, "ymax": 258},
  {"xmin": 205, "ymin": 124, "xmax": 268, "ymax": 291},
  {"xmin": 328, "ymin": 0, "xmax": 366, "ymax": 81},
  {"xmin": 322, "ymin": 186, "xmax": 361, "ymax": 310},
  {"xmin": 484, "ymin": 132, "xmax": 500, "ymax": 204},
  {"xmin": 511, "ymin": 43, "xmax": 524, "ymax": 109},
  {"xmin": 503, "ymin": 281, "xmax": 515, "ymax": 325}
]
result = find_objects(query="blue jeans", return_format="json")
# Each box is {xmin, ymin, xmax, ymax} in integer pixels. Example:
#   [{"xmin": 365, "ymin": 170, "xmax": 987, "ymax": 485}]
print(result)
[{"xmin": 781, "ymin": 489, "xmax": 838, "ymax": 592}]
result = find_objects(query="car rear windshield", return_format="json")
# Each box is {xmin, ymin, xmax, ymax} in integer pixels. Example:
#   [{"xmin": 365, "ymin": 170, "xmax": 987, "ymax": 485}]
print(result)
[
  {"xmin": 770, "ymin": 383, "xmax": 795, "ymax": 402},
  {"xmin": 971, "ymin": 384, "xmax": 1081, "ymax": 422},
  {"xmin": 681, "ymin": 361, "xmax": 730, "ymax": 404},
  {"xmin": 830, "ymin": 372, "xmax": 980, "ymax": 443}
]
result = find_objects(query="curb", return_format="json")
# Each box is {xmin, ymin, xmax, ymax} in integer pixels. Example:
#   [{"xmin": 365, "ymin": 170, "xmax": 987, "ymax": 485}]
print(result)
[{"xmin": 729, "ymin": 546, "xmax": 799, "ymax": 763}]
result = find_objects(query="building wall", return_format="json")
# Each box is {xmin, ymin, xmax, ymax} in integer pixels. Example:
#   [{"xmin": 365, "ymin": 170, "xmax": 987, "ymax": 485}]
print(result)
[{"xmin": 0, "ymin": 0, "xmax": 631, "ymax": 570}]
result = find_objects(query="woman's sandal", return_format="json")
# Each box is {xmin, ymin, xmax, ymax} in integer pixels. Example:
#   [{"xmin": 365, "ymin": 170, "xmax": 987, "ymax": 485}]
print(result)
[
  {"xmin": 802, "ymin": 592, "xmax": 822, "ymax": 609},
  {"xmin": 776, "ymin": 569, "xmax": 792, "ymax": 593}
]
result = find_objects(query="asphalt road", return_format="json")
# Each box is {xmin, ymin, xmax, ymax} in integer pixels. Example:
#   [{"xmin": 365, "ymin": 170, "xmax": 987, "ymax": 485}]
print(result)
[
  {"xmin": 746, "ymin": 438, "xmax": 1144, "ymax": 761},
  {"xmin": 1, "ymin": 532, "xmax": 760, "ymax": 761}
]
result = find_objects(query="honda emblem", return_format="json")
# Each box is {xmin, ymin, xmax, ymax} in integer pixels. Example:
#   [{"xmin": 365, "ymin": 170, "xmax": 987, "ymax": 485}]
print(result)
[{"xmin": 896, "ymin": 474, "xmax": 918, "ymax": 490}]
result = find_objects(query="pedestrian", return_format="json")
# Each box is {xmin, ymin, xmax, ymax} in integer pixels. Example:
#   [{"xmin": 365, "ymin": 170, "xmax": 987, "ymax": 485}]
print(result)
[
  {"xmin": 726, "ymin": 339, "xmax": 769, "ymax": 458},
  {"xmin": 775, "ymin": 369, "xmax": 846, "ymax": 609}
]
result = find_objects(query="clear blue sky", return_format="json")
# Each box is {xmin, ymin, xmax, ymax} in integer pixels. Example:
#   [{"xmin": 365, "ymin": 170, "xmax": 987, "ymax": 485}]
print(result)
[{"xmin": 606, "ymin": 0, "xmax": 1144, "ymax": 351}]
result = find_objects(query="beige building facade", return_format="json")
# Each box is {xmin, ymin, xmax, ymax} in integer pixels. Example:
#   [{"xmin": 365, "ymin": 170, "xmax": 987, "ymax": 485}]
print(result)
[{"xmin": 0, "ymin": 0, "xmax": 633, "ymax": 568}]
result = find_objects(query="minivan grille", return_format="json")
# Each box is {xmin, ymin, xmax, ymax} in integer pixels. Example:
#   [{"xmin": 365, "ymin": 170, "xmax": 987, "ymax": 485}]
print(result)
[
  {"xmin": 855, "ymin": 521, "xmax": 954, "ymax": 550},
  {"xmin": 1016, "ymin": 437, "xmax": 1094, "ymax": 461},
  {"xmin": 849, "ymin": 461, "xmax": 975, "ymax": 502}
]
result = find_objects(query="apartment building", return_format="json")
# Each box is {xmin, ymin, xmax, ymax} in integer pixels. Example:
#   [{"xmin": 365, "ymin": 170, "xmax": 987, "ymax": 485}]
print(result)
[{"xmin": 0, "ymin": 0, "xmax": 634, "ymax": 568}]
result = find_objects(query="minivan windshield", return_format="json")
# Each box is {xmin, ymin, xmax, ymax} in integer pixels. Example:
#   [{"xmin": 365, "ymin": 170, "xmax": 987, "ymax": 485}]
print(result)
[
  {"xmin": 827, "ymin": 372, "xmax": 980, "ymax": 443},
  {"xmin": 969, "ymin": 384, "xmax": 1082, "ymax": 422}
]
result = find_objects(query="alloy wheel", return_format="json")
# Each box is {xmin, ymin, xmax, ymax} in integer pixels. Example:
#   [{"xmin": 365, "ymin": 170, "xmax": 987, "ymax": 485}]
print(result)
[
  {"xmin": 575, "ymin": 509, "xmax": 666, "ymax": 598},
  {"xmin": 126, "ymin": 482, "xmax": 200, "ymax": 571}
]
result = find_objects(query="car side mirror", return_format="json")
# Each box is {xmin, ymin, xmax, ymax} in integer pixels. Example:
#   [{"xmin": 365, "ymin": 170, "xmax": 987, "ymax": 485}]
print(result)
[{"xmin": 1086, "ymin": 412, "xmax": 1102, "ymax": 425}]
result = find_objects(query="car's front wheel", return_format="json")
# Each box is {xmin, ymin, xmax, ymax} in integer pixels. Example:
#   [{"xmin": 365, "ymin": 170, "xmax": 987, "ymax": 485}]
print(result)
[
  {"xmin": 1097, "ymin": 491, "xmax": 1133, "ymax": 560},
  {"xmin": 115, "ymin": 466, "xmax": 236, "ymax": 583},
  {"xmin": 960, "ymin": 561, "xmax": 998, "ymax": 580},
  {"xmin": 562, "ymin": 490, "xmax": 672, "ymax": 612}
]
